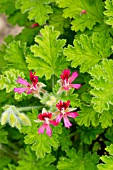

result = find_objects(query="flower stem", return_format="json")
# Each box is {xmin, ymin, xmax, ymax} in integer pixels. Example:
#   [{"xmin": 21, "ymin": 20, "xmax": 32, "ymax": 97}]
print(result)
[{"xmin": 18, "ymin": 106, "xmax": 42, "ymax": 111}]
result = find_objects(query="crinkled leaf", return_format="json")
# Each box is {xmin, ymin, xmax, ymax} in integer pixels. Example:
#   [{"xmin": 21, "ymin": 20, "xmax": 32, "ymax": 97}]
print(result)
[
  {"xmin": 76, "ymin": 105, "xmax": 99, "ymax": 127},
  {"xmin": 49, "ymin": 7, "xmax": 70, "ymax": 34},
  {"xmin": 4, "ymin": 41, "xmax": 29, "ymax": 76},
  {"xmin": 64, "ymin": 33, "xmax": 112, "ymax": 73},
  {"xmin": 56, "ymin": 0, "xmax": 104, "ymax": 32},
  {"xmin": 20, "ymin": 110, "xmax": 62, "ymax": 158},
  {"xmin": 104, "ymin": 0, "xmax": 113, "ymax": 27},
  {"xmin": 57, "ymin": 148, "xmax": 99, "ymax": 170},
  {"xmin": 97, "ymin": 144, "xmax": 113, "ymax": 170},
  {"xmin": 27, "ymin": 26, "xmax": 69, "ymax": 79},
  {"xmin": 0, "ymin": 125, "xmax": 8, "ymax": 144},
  {"xmin": 15, "ymin": 0, "xmax": 54, "ymax": 25},
  {"xmin": 89, "ymin": 59, "xmax": 113, "ymax": 113},
  {"xmin": 0, "ymin": 0, "xmax": 15, "ymax": 15}
]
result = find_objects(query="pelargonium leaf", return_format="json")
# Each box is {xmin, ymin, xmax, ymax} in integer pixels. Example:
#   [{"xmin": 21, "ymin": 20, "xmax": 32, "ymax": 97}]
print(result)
[
  {"xmin": 27, "ymin": 26, "xmax": 69, "ymax": 79},
  {"xmin": 64, "ymin": 33, "xmax": 112, "ymax": 73},
  {"xmin": 56, "ymin": 0, "xmax": 104, "ymax": 32},
  {"xmin": 89, "ymin": 59, "xmax": 113, "ymax": 113}
]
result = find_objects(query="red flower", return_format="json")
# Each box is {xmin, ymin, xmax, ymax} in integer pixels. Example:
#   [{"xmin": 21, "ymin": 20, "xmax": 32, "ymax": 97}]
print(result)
[
  {"xmin": 56, "ymin": 100, "xmax": 78, "ymax": 128},
  {"xmin": 58, "ymin": 69, "xmax": 81, "ymax": 93},
  {"xmin": 14, "ymin": 71, "xmax": 45, "ymax": 98},
  {"xmin": 38, "ymin": 108, "xmax": 58, "ymax": 137}
]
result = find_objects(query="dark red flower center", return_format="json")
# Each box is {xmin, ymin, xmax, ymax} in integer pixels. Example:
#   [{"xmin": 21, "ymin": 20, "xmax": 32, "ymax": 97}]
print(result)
[
  {"xmin": 29, "ymin": 71, "xmax": 38, "ymax": 86},
  {"xmin": 56, "ymin": 100, "xmax": 70, "ymax": 111},
  {"xmin": 38, "ymin": 112, "xmax": 52, "ymax": 120},
  {"xmin": 60, "ymin": 69, "xmax": 70, "ymax": 81}
]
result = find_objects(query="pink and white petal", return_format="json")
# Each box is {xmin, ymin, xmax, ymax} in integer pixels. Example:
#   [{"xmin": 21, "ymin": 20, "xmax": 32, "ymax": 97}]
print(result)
[
  {"xmin": 50, "ymin": 120, "xmax": 58, "ymax": 126},
  {"xmin": 14, "ymin": 87, "xmax": 28, "ymax": 94},
  {"xmin": 63, "ymin": 116, "xmax": 72, "ymax": 128},
  {"xmin": 26, "ymin": 89, "xmax": 33, "ymax": 94},
  {"xmin": 71, "ymin": 84, "xmax": 81, "ymax": 89},
  {"xmin": 56, "ymin": 114, "xmax": 63, "ymax": 123},
  {"xmin": 46, "ymin": 125, "xmax": 52, "ymax": 137},
  {"xmin": 16, "ymin": 77, "xmax": 30, "ymax": 86},
  {"xmin": 38, "ymin": 124, "xmax": 46, "ymax": 134},
  {"xmin": 67, "ymin": 112, "xmax": 79, "ymax": 118},
  {"xmin": 63, "ymin": 86, "xmax": 69, "ymax": 90},
  {"xmin": 69, "ymin": 72, "xmax": 78, "ymax": 83}
]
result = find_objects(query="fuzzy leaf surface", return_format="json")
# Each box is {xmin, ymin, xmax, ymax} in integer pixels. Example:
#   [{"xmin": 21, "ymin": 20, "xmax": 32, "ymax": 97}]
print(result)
[
  {"xmin": 56, "ymin": 0, "xmax": 104, "ymax": 31},
  {"xmin": 27, "ymin": 26, "xmax": 69, "ymax": 79},
  {"xmin": 64, "ymin": 33, "xmax": 112, "ymax": 72}
]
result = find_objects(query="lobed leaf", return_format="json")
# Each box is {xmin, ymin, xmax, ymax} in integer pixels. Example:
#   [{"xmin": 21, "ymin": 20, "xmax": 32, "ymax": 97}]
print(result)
[
  {"xmin": 56, "ymin": 0, "xmax": 104, "ymax": 32},
  {"xmin": 64, "ymin": 33, "xmax": 112, "ymax": 73}
]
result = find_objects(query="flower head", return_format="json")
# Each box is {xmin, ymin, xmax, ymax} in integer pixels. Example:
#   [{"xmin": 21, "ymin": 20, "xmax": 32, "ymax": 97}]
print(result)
[
  {"xmin": 55, "ymin": 100, "xmax": 78, "ymax": 128},
  {"xmin": 37, "ymin": 108, "xmax": 58, "ymax": 137},
  {"xmin": 14, "ymin": 71, "xmax": 46, "ymax": 98},
  {"xmin": 58, "ymin": 69, "xmax": 81, "ymax": 93}
]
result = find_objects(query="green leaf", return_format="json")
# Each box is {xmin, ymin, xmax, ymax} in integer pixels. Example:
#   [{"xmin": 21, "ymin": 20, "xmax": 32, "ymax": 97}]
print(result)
[
  {"xmin": 64, "ymin": 33, "xmax": 112, "ymax": 73},
  {"xmin": 89, "ymin": 59, "xmax": 113, "ymax": 113},
  {"xmin": 76, "ymin": 105, "xmax": 99, "ymax": 127},
  {"xmin": 0, "ymin": 0, "xmax": 15, "ymax": 15},
  {"xmin": 0, "ymin": 69, "xmax": 25, "ymax": 92},
  {"xmin": 56, "ymin": 0, "xmax": 104, "ymax": 32},
  {"xmin": 97, "ymin": 144, "xmax": 113, "ymax": 170},
  {"xmin": 27, "ymin": 26, "xmax": 69, "ymax": 79},
  {"xmin": 57, "ymin": 148, "xmax": 99, "ymax": 170},
  {"xmin": 16, "ymin": 147, "xmax": 56, "ymax": 170},
  {"xmin": 0, "ymin": 125, "xmax": 8, "ymax": 144},
  {"xmin": 20, "ymin": 110, "xmax": 62, "ymax": 158},
  {"xmin": 104, "ymin": 0, "xmax": 113, "ymax": 27},
  {"xmin": 4, "ymin": 41, "xmax": 29, "ymax": 76},
  {"xmin": 49, "ymin": 7, "xmax": 70, "ymax": 34},
  {"xmin": 15, "ymin": 0, "xmax": 54, "ymax": 25}
]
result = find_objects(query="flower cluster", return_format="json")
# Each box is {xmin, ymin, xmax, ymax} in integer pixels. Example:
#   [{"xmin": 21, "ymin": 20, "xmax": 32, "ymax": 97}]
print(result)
[{"xmin": 14, "ymin": 69, "xmax": 81, "ymax": 137}]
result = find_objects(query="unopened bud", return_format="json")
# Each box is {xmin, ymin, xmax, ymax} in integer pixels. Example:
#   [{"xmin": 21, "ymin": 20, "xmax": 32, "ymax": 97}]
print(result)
[
  {"xmin": 9, "ymin": 113, "xmax": 16, "ymax": 127},
  {"xmin": 80, "ymin": 10, "xmax": 87, "ymax": 16},
  {"xmin": 1, "ymin": 112, "xmax": 8, "ymax": 125},
  {"xmin": 18, "ymin": 113, "xmax": 31, "ymax": 126}
]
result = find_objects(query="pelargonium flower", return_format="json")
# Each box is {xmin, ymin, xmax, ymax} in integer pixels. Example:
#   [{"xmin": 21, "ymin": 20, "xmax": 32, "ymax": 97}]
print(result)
[
  {"xmin": 14, "ymin": 71, "xmax": 46, "ymax": 98},
  {"xmin": 37, "ymin": 108, "xmax": 58, "ymax": 137},
  {"xmin": 57, "ymin": 69, "xmax": 81, "ymax": 93},
  {"xmin": 55, "ymin": 100, "xmax": 78, "ymax": 128}
]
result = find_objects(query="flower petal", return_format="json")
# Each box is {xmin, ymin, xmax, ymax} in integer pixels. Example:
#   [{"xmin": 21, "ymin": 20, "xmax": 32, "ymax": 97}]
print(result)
[
  {"xmin": 56, "ymin": 114, "xmax": 63, "ymax": 123},
  {"xmin": 14, "ymin": 87, "xmax": 28, "ymax": 94},
  {"xmin": 50, "ymin": 120, "xmax": 58, "ymax": 126},
  {"xmin": 71, "ymin": 84, "xmax": 81, "ymax": 89},
  {"xmin": 46, "ymin": 124, "xmax": 52, "ymax": 137},
  {"xmin": 38, "ymin": 123, "xmax": 46, "ymax": 134},
  {"xmin": 63, "ymin": 115, "xmax": 72, "ymax": 128},
  {"xmin": 66, "ymin": 112, "xmax": 79, "ymax": 118},
  {"xmin": 69, "ymin": 72, "xmax": 78, "ymax": 83},
  {"xmin": 16, "ymin": 77, "xmax": 30, "ymax": 86}
]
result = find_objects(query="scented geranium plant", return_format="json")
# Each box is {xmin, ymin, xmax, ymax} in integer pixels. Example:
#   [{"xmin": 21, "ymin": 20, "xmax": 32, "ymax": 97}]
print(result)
[{"xmin": 1, "ymin": 0, "xmax": 113, "ymax": 170}]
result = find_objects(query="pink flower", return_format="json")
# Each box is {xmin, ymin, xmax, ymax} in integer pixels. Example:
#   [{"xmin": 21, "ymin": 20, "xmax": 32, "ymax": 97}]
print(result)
[
  {"xmin": 14, "ymin": 71, "xmax": 45, "ymax": 98},
  {"xmin": 80, "ymin": 10, "xmax": 87, "ymax": 15},
  {"xmin": 57, "ymin": 69, "xmax": 81, "ymax": 93},
  {"xmin": 56, "ymin": 100, "xmax": 78, "ymax": 128},
  {"xmin": 38, "ymin": 108, "xmax": 58, "ymax": 137}
]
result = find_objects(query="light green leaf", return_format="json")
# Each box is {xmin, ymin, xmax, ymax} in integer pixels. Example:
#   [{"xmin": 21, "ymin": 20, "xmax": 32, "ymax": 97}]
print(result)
[
  {"xmin": 57, "ymin": 148, "xmax": 99, "ymax": 170},
  {"xmin": 76, "ymin": 105, "xmax": 99, "ymax": 127},
  {"xmin": 89, "ymin": 59, "xmax": 113, "ymax": 113},
  {"xmin": 104, "ymin": 0, "xmax": 113, "ymax": 27},
  {"xmin": 15, "ymin": 0, "xmax": 54, "ymax": 25},
  {"xmin": 4, "ymin": 41, "xmax": 28, "ymax": 75},
  {"xmin": 64, "ymin": 33, "xmax": 112, "ymax": 73},
  {"xmin": 56, "ymin": 0, "xmax": 104, "ymax": 32},
  {"xmin": 27, "ymin": 26, "xmax": 69, "ymax": 79},
  {"xmin": 97, "ymin": 144, "xmax": 113, "ymax": 170}
]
